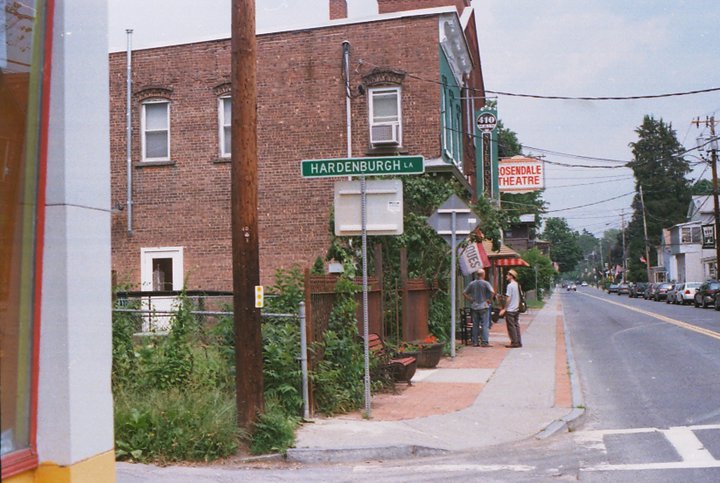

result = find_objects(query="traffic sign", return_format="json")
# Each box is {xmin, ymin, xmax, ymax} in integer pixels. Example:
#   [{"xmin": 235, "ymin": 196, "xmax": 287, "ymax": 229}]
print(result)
[
  {"xmin": 426, "ymin": 194, "xmax": 480, "ymax": 247},
  {"xmin": 301, "ymin": 155, "xmax": 424, "ymax": 178},
  {"xmin": 476, "ymin": 108, "xmax": 497, "ymax": 132}
]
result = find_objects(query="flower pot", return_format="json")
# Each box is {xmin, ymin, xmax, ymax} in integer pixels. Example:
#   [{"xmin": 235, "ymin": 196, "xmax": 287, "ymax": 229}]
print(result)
[{"xmin": 412, "ymin": 342, "xmax": 444, "ymax": 368}]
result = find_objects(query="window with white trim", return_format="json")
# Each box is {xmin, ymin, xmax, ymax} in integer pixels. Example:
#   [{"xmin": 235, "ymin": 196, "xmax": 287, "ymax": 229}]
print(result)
[
  {"xmin": 219, "ymin": 96, "xmax": 231, "ymax": 158},
  {"xmin": 681, "ymin": 226, "xmax": 701, "ymax": 244},
  {"xmin": 141, "ymin": 99, "xmax": 170, "ymax": 161},
  {"xmin": 369, "ymin": 87, "xmax": 402, "ymax": 146}
]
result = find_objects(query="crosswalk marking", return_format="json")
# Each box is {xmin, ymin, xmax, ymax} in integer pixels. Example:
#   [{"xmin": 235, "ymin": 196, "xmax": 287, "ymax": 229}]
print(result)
[{"xmin": 575, "ymin": 424, "xmax": 720, "ymax": 472}]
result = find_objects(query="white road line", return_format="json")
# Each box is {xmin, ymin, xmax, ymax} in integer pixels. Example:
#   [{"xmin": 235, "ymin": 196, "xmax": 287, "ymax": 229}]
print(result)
[
  {"xmin": 576, "ymin": 424, "xmax": 720, "ymax": 472},
  {"xmin": 353, "ymin": 464, "xmax": 534, "ymax": 473},
  {"xmin": 578, "ymin": 292, "xmax": 720, "ymax": 341},
  {"xmin": 663, "ymin": 426, "xmax": 716, "ymax": 464}
]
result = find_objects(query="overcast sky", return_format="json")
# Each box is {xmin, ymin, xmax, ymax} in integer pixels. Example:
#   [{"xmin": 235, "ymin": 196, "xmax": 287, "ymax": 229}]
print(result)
[{"xmin": 108, "ymin": 0, "xmax": 720, "ymax": 236}]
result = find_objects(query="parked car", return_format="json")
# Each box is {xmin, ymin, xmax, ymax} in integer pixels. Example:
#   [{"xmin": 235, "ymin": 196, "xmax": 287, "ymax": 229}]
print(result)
[
  {"xmin": 581, "ymin": 281, "xmax": 588, "ymax": 287},
  {"xmin": 607, "ymin": 284, "xmax": 619, "ymax": 294},
  {"xmin": 665, "ymin": 284, "xmax": 679, "ymax": 304},
  {"xmin": 629, "ymin": 282, "xmax": 647, "ymax": 298},
  {"xmin": 567, "ymin": 283, "xmax": 577, "ymax": 291},
  {"xmin": 644, "ymin": 283, "xmax": 658, "ymax": 300},
  {"xmin": 694, "ymin": 280, "xmax": 720, "ymax": 308},
  {"xmin": 654, "ymin": 282, "xmax": 674, "ymax": 301},
  {"xmin": 673, "ymin": 282, "xmax": 701, "ymax": 305},
  {"xmin": 617, "ymin": 283, "xmax": 630, "ymax": 295}
]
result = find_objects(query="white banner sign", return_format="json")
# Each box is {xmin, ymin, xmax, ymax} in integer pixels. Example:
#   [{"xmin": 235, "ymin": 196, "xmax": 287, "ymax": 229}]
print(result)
[
  {"xmin": 459, "ymin": 242, "xmax": 486, "ymax": 276},
  {"xmin": 498, "ymin": 156, "xmax": 544, "ymax": 193}
]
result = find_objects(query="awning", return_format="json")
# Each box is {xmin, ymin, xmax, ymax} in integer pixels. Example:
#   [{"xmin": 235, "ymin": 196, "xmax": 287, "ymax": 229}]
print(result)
[
  {"xmin": 481, "ymin": 240, "xmax": 529, "ymax": 267},
  {"xmin": 493, "ymin": 257, "xmax": 530, "ymax": 267}
]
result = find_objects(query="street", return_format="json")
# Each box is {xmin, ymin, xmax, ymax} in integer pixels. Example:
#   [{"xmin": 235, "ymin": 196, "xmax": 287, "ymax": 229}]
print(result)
[{"xmin": 116, "ymin": 288, "xmax": 720, "ymax": 482}]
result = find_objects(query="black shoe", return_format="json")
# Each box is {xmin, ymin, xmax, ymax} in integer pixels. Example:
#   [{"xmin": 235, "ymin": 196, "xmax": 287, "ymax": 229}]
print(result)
[
  {"xmin": 481, "ymin": 343, "xmax": 491, "ymax": 347},
  {"xmin": 473, "ymin": 343, "xmax": 480, "ymax": 347}
]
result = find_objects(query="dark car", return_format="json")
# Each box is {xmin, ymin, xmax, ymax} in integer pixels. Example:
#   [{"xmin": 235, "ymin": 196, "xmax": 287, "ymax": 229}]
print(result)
[
  {"xmin": 654, "ymin": 282, "xmax": 674, "ymax": 301},
  {"xmin": 694, "ymin": 280, "xmax": 720, "ymax": 308},
  {"xmin": 644, "ymin": 283, "xmax": 658, "ymax": 300},
  {"xmin": 607, "ymin": 284, "xmax": 619, "ymax": 294},
  {"xmin": 629, "ymin": 282, "xmax": 647, "ymax": 298},
  {"xmin": 617, "ymin": 283, "xmax": 630, "ymax": 295}
]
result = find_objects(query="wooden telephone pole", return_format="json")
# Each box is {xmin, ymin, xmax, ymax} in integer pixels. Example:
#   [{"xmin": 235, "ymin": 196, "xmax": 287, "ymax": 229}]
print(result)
[
  {"xmin": 231, "ymin": 0, "xmax": 263, "ymax": 429},
  {"xmin": 692, "ymin": 116, "xmax": 720, "ymax": 279}
]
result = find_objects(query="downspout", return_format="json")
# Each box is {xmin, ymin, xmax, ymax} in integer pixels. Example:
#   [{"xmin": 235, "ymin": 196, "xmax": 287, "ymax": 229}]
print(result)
[
  {"xmin": 126, "ymin": 29, "xmax": 133, "ymax": 234},
  {"xmin": 342, "ymin": 41, "xmax": 351, "ymax": 157}
]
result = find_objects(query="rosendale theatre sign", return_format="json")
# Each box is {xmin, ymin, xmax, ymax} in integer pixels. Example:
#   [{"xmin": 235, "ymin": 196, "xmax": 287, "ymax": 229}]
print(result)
[{"xmin": 498, "ymin": 156, "xmax": 544, "ymax": 193}]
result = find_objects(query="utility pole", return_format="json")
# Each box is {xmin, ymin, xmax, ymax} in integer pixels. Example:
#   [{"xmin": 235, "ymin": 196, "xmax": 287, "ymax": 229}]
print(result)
[
  {"xmin": 693, "ymin": 116, "xmax": 720, "ymax": 279},
  {"xmin": 231, "ymin": 0, "xmax": 263, "ymax": 429},
  {"xmin": 639, "ymin": 185, "xmax": 652, "ymax": 282},
  {"xmin": 621, "ymin": 210, "xmax": 626, "ymax": 282}
]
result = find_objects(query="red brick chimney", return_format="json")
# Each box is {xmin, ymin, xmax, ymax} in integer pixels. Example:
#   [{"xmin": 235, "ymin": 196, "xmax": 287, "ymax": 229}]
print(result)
[
  {"xmin": 377, "ymin": 0, "xmax": 470, "ymax": 15},
  {"xmin": 329, "ymin": 0, "xmax": 348, "ymax": 20}
]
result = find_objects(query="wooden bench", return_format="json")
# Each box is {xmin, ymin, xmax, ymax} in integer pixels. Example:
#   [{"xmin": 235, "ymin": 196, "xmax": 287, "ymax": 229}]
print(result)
[{"xmin": 367, "ymin": 333, "xmax": 417, "ymax": 385}]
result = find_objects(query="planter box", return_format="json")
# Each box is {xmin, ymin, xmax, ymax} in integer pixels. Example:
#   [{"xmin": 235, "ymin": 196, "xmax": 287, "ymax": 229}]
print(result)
[{"xmin": 406, "ymin": 342, "xmax": 444, "ymax": 368}]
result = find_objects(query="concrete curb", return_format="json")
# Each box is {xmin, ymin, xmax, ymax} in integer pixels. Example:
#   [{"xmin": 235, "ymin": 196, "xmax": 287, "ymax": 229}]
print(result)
[
  {"xmin": 285, "ymin": 444, "xmax": 449, "ymax": 464},
  {"xmin": 535, "ymin": 298, "xmax": 586, "ymax": 440}
]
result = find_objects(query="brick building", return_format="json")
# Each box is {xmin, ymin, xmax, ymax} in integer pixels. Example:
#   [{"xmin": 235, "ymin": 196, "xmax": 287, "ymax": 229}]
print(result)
[{"xmin": 109, "ymin": 0, "xmax": 490, "ymax": 291}]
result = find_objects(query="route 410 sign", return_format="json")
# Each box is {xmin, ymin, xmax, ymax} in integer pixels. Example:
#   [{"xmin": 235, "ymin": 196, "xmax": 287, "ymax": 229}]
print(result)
[{"xmin": 476, "ymin": 109, "xmax": 497, "ymax": 132}]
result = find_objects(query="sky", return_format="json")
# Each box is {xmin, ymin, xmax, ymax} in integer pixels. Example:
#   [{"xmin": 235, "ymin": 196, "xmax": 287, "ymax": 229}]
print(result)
[{"xmin": 108, "ymin": 0, "xmax": 720, "ymax": 237}]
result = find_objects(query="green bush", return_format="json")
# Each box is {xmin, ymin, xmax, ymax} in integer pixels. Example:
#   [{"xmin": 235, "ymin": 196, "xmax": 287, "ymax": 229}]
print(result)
[
  {"xmin": 114, "ymin": 386, "xmax": 239, "ymax": 463},
  {"xmin": 249, "ymin": 398, "xmax": 300, "ymax": 455}
]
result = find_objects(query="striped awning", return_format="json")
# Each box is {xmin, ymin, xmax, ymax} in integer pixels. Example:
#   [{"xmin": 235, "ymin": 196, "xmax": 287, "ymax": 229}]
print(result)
[{"xmin": 493, "ymin": 257, "xmax": 530, "ymax": 267}]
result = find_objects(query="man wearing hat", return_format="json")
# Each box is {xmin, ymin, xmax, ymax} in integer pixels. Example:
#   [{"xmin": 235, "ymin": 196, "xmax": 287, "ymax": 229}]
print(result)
[
  {"xmin": 463, "ymin": 268, "xmax": 495, "ymax": 347},
  {"xmin": 499, "ymin": 269, "xmax": 522, "ymax": 348}
]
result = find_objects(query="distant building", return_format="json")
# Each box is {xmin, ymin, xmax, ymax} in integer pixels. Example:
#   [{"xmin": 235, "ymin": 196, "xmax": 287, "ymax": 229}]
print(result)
[
  {"xmin": 108, "ymin": 0, "xmax": 493, "ymax": 291},
  {"xmin": 660, "ymin": 195, "xmax": 719, "ymax": 281}
]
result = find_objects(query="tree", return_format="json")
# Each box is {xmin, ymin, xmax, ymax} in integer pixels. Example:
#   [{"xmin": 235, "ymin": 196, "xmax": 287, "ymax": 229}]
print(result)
[
  {"xmin": 542, "ymin": 217, "xmax": 582, "ymax": 273},
  {"xmin": 626, "ymin": 115, "xmax": 692, "ymax": 281},
  {"xmin": 692, "ymin": 178, "xmax": 714, "ymax": 196},
  {"xmin": 516, "ymin": 248, "xmax": 556, "ymax": 297}
]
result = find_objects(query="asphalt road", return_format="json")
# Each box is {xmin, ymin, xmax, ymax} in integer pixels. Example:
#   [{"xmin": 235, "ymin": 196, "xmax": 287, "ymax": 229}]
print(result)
[{"xmin": 565, "ymin": 286, "xmax": 720, "ymax": 481}]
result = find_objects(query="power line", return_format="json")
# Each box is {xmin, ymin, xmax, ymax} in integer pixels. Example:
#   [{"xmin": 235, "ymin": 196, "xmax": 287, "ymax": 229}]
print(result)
[
  {"xmin": 544, "ymin": 191, "xmax": 636, "ymax": 213},
  {"xmin": 486, "ymin": 86, "xmax": 720, "ymax": 101}
]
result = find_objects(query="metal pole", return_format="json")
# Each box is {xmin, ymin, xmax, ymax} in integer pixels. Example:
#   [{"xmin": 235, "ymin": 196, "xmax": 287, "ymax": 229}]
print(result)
[
  {"xmin": 621, "ymin": 210, "xmax": 626, "ymax": 282},
  {"xmin": 709, "ymin": 117, "xmax": 720, "ymax": 279},
  {"xmin": 299, "ymin": 302, "xmax": 310, "ymax": 420},
  {"xmin": 126, "ymin": 29, "xmax": 133, "ymax": 234},
  {"xmin": 361, "ymin": 175, "xmax": 371, "ymax": 417},
  {"xmin": 450, "ymin": 211, "xmax": 456, "ymax": 358},
  {"xmin": 231, "ymin": 0, "xmax": 263, "ymax": 429}
]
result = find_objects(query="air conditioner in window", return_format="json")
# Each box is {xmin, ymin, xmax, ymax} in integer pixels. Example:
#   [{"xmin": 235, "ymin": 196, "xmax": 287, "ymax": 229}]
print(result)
[{"xmin": 370, "ymin": 123, "xmax": 400, "ymax": 145}]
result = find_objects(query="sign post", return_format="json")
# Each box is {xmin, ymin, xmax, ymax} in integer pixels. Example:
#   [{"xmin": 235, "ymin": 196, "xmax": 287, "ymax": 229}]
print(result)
[
  {"xmin": 427, "ymin": 194, "xmax": 481, "ymax": 358},
  {"xmin": 302, "ymin": 155, "xmax": 424, "ymax": 417}
]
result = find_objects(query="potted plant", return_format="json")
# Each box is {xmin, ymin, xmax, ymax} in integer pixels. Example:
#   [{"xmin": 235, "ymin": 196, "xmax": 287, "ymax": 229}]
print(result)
[{"xmin": 404, "ymin": 335, "xmax": 444, "ymax": 368}]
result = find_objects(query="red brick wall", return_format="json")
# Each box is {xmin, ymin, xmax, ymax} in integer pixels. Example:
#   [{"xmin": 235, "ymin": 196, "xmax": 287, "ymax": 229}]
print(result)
[
  {"xmin": 109, "ymin": 16, "xmax": 445, "ymax": 290},
  {"xmin": 329, "ymin": 0, "xmax": 348, "ymax": 20},
  {"xmin": 378, "ymin": 0, "xmax": 470, "ymax": 15}
]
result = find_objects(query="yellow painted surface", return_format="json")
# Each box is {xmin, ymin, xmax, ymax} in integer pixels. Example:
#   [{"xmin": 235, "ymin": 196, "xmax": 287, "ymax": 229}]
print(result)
[{"xmin": 7, "ymin": 450, "xmax": 116, "ymax": 483}]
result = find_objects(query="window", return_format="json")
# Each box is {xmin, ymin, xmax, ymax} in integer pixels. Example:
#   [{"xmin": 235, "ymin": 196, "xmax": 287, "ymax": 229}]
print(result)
[
  {"xmin": 2, "ymin": 0, "xmax": 52, "ymax": 476},
  {"xmin": 219, "ymin": 96, "xmax": 231, "ymax": 158},
  {"xmin": 141, "ymin": 99, "xmax": 170, "ymax": 161},
  {"xmin": 681, "ymin": 226, "xmax": 701, "ymax": 244},
  {"xmin": 441, "ymin": 77, "xmax": 462, "ymax": 164},
  {"xmin": 369, "ymin": 87, "xmax": 401, "ymax": 145}
]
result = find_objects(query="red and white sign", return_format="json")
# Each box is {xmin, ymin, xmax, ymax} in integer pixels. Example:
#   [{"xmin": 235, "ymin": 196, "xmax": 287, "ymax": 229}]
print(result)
[{"xmin": 498, "ymin": 156, "xmax": 544, "ymax": 193}]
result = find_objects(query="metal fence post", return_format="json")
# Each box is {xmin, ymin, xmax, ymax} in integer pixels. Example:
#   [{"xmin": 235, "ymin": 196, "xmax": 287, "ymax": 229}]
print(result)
[{"xmin": 299, "ymin": 302, "xmax": 310, "ymax": 420}]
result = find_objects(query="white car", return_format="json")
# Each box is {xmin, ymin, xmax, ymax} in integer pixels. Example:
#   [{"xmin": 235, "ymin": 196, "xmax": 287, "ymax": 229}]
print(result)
[
  {"xmin": 673, "ymin": 282, "xmax": 701, "ymax": 305},
  {"xmin": 581, "ymin": 281, "xmax": 588, "ymax": 287}
]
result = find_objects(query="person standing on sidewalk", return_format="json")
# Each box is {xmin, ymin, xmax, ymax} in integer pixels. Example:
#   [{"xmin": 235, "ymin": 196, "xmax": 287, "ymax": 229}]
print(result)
[
  {"xmin": 499, "ymin": 269, "xmax": 522, "ymax": 348},
  {"xmin": 463, "ymin": 269, "xmax": 495, "ymax": 347}
]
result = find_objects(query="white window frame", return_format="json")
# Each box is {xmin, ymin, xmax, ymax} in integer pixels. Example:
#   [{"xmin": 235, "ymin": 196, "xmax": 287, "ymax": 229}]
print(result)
[
  {"xmin": 218, "ymin": 96, "xmax": 231, "ymax": 158},
  {"xmin": 141, "ymin": 99, "xmax": 170, "ymax": 161},
  {"xmin": 368, "ymin": 86, "xmax": 402, "ymax": 146}
]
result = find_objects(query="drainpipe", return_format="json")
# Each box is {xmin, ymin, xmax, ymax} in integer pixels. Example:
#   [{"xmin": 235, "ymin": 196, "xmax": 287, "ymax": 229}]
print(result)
[
  {"xmin": 342, "ymin": 41, "xmax": 352, "ymax": 158},
  {"xmin": 126, "ymin": 29, "xmax": 133, "ymax": 234}
]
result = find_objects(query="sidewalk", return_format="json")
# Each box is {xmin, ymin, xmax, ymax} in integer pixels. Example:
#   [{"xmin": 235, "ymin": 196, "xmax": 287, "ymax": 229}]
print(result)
[{"xmin": 287, "ymin": 292, "xmax": 581, "ymax": 463}]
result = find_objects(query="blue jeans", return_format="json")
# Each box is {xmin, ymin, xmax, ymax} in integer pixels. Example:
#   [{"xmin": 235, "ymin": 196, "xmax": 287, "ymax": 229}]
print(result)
[{"xmin": 471, "ymin": 308, "xmax": 490, "ymax": 345}]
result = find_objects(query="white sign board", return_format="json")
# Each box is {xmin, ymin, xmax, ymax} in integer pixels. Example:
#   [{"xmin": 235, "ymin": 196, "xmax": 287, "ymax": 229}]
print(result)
[
  {"xmin": 334, "ymin": 179, "xmax": 403, "ymax": 236},
  {"xmin": 498, "ymin": 156, "xmax": 545, "ymax": 193},
  {"xmin": 458, "ymin": 242, "xmax": 486, "ymax": 276}
]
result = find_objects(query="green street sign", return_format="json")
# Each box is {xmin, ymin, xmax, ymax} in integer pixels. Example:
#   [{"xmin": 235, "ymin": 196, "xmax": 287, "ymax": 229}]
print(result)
[{"xmin": 301, "ymin": 155, "xmax": 425, "ymax": 178}]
